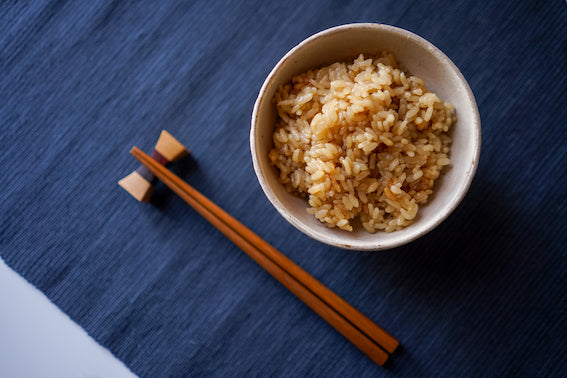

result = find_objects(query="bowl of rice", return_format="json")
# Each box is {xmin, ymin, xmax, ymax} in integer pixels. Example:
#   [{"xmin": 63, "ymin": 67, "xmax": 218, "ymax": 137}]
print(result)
[{"xmin": 250, "ymin": 23, "xmax": 481, "ymax": 251}]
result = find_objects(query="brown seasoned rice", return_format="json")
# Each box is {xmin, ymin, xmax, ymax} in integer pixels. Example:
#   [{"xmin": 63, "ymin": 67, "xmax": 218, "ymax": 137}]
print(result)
[{"xmin": 268, "ymin": 53, "xmax": 455, "ymax": 232}]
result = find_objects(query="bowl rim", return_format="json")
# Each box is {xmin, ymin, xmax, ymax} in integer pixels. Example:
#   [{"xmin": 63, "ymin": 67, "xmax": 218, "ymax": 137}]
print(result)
[{"xmin": 250, "ymin": 23, "xmax": 481, "ymax": 251}]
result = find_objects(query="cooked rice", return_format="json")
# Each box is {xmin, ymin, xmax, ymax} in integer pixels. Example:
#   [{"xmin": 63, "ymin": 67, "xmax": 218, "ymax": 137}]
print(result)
[{"xmin": 269, "ymin": 53, "xmax": 455, "ymax": 232}]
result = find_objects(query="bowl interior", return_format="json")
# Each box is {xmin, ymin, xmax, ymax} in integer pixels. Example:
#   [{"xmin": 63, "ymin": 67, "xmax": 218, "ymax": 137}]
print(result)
[{"xmin": 251, "ymin": 24, "xmax": 480, "ymax": 251}]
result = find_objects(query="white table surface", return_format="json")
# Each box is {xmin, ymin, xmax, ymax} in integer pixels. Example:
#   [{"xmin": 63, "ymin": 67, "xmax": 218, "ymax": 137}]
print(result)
[{"xmin": 0, "ymin": 258, "xmax": 136, "ymax": 378}]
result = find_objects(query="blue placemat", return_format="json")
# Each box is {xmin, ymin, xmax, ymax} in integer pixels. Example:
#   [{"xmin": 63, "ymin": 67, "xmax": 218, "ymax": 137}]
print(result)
[{"xmin": 1, "ymin": 1, "xmax": 566, "ymax": 376}]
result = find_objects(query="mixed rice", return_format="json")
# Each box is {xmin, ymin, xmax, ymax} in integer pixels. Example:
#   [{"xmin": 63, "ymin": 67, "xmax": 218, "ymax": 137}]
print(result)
[{"xmin": 269, "ymin": 53, "xmax": 455, "ymax": 232}]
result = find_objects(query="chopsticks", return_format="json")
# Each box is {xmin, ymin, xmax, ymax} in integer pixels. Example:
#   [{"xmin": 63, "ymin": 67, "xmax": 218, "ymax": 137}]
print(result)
[{"xmin": 130, "ymin": 146, "xmax": 399, "ymax": 366}]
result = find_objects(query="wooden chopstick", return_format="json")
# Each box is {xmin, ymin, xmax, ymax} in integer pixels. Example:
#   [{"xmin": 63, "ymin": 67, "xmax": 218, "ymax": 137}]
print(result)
[{"xmin": 130, "ymin": 146, "xmax": 399, "ymax": 365}]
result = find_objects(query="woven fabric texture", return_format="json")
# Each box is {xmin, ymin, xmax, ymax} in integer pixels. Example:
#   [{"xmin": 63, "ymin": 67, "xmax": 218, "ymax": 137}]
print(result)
[{"xmin": 1, "ymin": 1, "xmax": 566, "ymax": 376}]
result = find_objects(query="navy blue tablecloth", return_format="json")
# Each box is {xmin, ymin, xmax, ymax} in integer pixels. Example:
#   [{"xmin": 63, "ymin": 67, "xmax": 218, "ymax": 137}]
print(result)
[{"xmin": 1, "ymin": 1, "xmax": 566, "ymax": 376}]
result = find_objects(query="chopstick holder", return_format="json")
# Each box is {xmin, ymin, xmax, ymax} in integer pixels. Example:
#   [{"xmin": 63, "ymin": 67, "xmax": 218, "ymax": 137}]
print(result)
[{"xmin": 119, "ymin": 130, "xmax": 188, "ymax": 201}]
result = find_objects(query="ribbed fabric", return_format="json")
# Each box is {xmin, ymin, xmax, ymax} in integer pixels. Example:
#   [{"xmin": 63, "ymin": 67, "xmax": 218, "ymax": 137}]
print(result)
[{"xmin": 1, "ymin": 1, "xmax": 566, "ymax": 376}]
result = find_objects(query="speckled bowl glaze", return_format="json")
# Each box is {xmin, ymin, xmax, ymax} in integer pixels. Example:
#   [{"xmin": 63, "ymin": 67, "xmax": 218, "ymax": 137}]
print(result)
[{"xmin": 250, "ymin": 23, "xmax": 481, "ymax": 251}]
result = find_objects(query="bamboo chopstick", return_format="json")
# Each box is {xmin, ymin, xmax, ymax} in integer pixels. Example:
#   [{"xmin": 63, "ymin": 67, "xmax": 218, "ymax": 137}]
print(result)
[{"xmin": 130, "ymin": 146, "xmax": 399, "ymax": 365}]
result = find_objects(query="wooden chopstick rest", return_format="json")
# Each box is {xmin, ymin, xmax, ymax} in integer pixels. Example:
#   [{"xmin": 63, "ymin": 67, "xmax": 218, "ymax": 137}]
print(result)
[{"xmin": 119, "ymin": 130, "xmax": 189, "ymax": 201}]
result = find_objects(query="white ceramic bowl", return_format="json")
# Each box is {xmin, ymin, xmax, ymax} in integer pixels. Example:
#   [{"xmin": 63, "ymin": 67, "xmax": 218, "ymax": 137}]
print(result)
[{"xmin": 250, "ymin": 23, "xmax": 481, "ymax": 251}]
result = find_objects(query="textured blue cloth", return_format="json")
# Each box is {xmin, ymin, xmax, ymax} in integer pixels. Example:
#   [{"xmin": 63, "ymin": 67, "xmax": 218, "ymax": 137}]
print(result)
[{"xmin": 1, "ymin": 1, "xmax": 566, "ymax": 376}]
